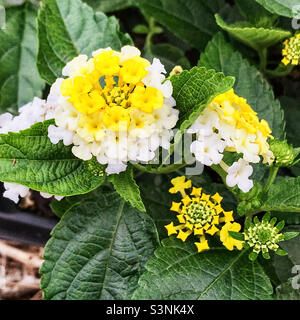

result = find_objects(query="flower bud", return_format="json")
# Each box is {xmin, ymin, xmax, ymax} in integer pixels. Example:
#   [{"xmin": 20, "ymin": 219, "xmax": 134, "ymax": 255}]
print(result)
[
  {"xmin": 170, "ymin": 65, "xmax": 183, "ymax": 77},
  {"xmin": 269, "ymin": 139, "xmax": 299, "ymax": 167}
]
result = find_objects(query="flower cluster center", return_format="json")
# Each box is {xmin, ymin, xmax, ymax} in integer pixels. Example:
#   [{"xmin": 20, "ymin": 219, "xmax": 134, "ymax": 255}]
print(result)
[
  {"xmin": 185, "ymin": 201, "xmax": 215, "ymax": 226},
  {"xmin": 60, "ymin": 50, "xmax": 164, "ymax": 132}
]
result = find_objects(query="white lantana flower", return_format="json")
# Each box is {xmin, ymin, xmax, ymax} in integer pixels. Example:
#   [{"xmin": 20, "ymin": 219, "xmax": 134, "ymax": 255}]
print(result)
[
  {"xmin": 190, "ymin": 133, "xmax": 226, "ymax": 166},
  {"xmin": 3, "ymin": 183, "xmax": 29, "ymax": 204},
  {"xmin": 0, "ymin": 97, "xmax": 64, "ymax": 202},
  {"xmin": 226, "ymin": 159, "xmax": 254, "ymax": 193}
]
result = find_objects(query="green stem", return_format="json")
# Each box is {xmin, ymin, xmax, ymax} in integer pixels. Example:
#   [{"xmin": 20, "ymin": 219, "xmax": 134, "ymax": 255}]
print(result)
[
  {"xmin": 144, "ymin": 17, "xmax": 156, "ymax": 50},
  {"xmin": 133, "ymin": 162, "xmax": 187, "ymax": 175},
  {"xmin": 258, "ymin": 48, "xmax": 268, "ymax": 71},
  {"xmin": 264, "ymin": 64, "xmax": 294, "ymax": 78},
  {"xmin": 264, "ymin": 166, "xmax": 279, "ymax": 193}
]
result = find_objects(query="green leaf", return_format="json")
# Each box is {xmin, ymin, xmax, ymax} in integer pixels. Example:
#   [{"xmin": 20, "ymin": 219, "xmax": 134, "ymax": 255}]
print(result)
[
  {"xmin": 0, "ymin": 2, "xmax": 45, "ymax": 114},
  {"xmin": 83, "ymin": 0, "xmax": 135, "ymax": 12},
  {"xmin": 171, "ymin": 66, "xmax": 235, "ymax": 131},
  {"xmin": 41, "ymin": 191, "xmax": 158, "ymax": 300},
  {"xmin": 37, "ymin": 0, "xmax": 132, "ymax": 84},
  {"xmin": 109, "ymin": 165, "xmax": 146, "ymax": 212},
  {"xmin": 132, "ymin": 238, "xmax": 273, "ymax": 299},
  {"xmin": 235, "ymin": 0, "xmax": 279, "ymax": 27},
  {"xmin": 136, "ymin": 0, "xmax": 225, "ymax": 50},
  {"xmin": 276, "ymin": 248, "xmax": 288, "ymax": 256},
  {"xmin": 229, "ymin": 231, "xmax": 245, "ymax": 241},
  {"xmin": 276, "ymin": 279, "xmax": 300, "ymax": 300},
  {"xmin": 50, "ymin": 190, "xmax": 98, "ymax": 218},
  {"xmin": 133, "ymin": 24, "xmax": 149, "ymax": 34},
  {"xmin": 262, "ymin": 177, "xmax": 300, "ymax": 213},
  {"xmin": 0, "ymin": 120, "xmax": 105, "ymax": 196},
  {"xmin": 138, "ymin": 174, "xmax": 180, "ymax": 240},
  {"xmin": 143, "ymin": 43, "xmax": 191, "ymax": 74},
  {"xmin": 254, "ymin": 0, "xmax": 300, "ymax": 18},
  {"xmin": 263, "ymin": 212, "xmax": 271, "ymax": 222},
  {"xmin": 215, "ymin": 14, "xmax": 290, "ymax": 51},
  {"xmin": 199, "ymin": 32, "xmax": 285, "ymax": 140},
  {"xmin": 283, "ymin": 232, "xmax": 299, "ymax": 241}
]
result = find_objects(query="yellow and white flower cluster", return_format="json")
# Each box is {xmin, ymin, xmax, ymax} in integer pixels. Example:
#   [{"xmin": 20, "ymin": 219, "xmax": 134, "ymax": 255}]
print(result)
[
  {"xmin": 47, "ymin": 46, "xmax": 179, "ymax": 174},
  {"xmin": 188, "ymin": 89, "xmax": 274, "ymax": 193}
]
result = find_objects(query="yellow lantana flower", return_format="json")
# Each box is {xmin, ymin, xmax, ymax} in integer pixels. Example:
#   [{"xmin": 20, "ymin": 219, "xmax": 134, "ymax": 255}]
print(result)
[{"xmin": 165, "ymin": 176, "xmax": 242, "ymax": 253}]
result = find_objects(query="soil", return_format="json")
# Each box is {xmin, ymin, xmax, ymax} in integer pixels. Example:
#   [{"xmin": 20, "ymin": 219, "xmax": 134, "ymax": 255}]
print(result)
[{"xmin": 0, "ymin": 240, "xmax": 43, "ymax": 300}]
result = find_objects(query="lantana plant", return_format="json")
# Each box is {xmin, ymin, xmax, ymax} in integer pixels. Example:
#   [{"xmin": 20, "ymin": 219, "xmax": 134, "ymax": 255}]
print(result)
[{"xmin": 0, "ymin": 0, "xmax": 299, "ymax": 301}]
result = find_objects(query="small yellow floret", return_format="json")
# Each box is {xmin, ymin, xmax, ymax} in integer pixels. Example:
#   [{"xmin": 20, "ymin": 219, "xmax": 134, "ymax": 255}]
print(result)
[
  {"xmin": 169, "ymin": 176, "xmax": 192, "ymax": 197},
  {"xmin": 220, "ymin": 222, "xmax": 243, "ymax": 251},
  {"xmin": 130, "ymin": 86, "xmax": 164, "ymax": 113},
  {"xmin": 194, "ymin": 237, "xmax": 210, "ymax": 253},
  {"xmin": 170, "ymin": 201, "xmax": 181, "ymax": 212},
  {"xmin": 94, "ymin": 50, "xmax": 120, "ymax": 75},
  {"xmin": 102, "ymin": 106, "xmax": 130, "ymax": 131},
  {"xmin": 120, "ymin": 56, "xmax": 150, "ymax": 84}
]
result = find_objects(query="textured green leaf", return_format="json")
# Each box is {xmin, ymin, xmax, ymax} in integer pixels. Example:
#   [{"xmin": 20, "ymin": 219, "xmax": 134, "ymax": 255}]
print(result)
[
  {"xmin": 0, "ymin": 120, "xmax": 105, "ymax": 196},
  {"xmin": 37, "ymin": 0, "xmax": 132, "ymax": 84},
  {"xmin": 132, "ymin": 237, "xmax": 273, "ymax": 300},
  {"xmin": 83, "ymin": 0, "xmax": 135, "ymax": 12},
  {"xmin": 136, "ymin": 0, "xmax": 225, "ymax": 50},
  {"xmin": 50, "ymin": 191, "xmax": 97, "ymax": 218},
  {"xmin": 254, "ymin": 0, "xmax": 300, "ymax": 18},
  {"xmin": 143, "ymin": 43, "xmax": 190, "ymax": 74},
  {"xmin": 171, "ymin": 66, "xmax": 235, "ymax": 131},
  {"xmin": 138, "ymin": 174, "xmax": 180, "ymax": 240},
  {"xmin": 235, "ymin": 0, "xmax": 279, "ymax": 27},
  {"xmin": 0, "ymin": 2, "xmax": 45, "ymax": 114},
  {"xmin": 41, "ymin": 191, "xmax": 158, "ymax": 300},
  {"xmin": 262, "ymin": 177, "xmax": 300, "ymax": 212},
  {"xmin": 199, "ymin": 32, "xmax": 285, "ymax": 140},
  {"xmin": 110, "ymin": 165, "xmax": 146, "ymax": 212},
  {"xmin": 215, "ymin": 14, "xmax": 290, "ymax": 51}
]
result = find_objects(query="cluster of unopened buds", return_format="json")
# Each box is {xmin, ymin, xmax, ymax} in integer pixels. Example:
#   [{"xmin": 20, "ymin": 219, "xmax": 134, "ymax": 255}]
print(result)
[{"xmin": 282, "ymin": 33, "xmax": 300, "ymax": 66}]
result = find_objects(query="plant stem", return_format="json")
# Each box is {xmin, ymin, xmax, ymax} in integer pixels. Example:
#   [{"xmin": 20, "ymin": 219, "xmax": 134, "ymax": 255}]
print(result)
[
  {"xmin": 264, "ymin": 64, "xmax": 294, "ymax": 78},
  {"xmin": 258, "ymin": 48, "xmax": 267, "ymax": 71},
  {"xmin": 264, "ymin": 166, "xmax": 279, "ymax": 193},
  {"xmin": 144, "ymin": 17, "xmax": 156, "ymax": 50}
]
